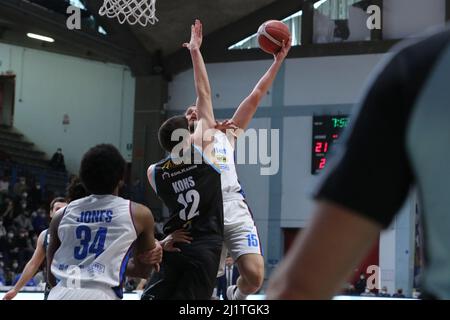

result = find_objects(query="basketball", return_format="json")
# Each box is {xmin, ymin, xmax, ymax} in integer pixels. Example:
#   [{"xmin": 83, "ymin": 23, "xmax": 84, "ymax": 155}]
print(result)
[{"xmin": 257, "ymin": 20, "xmax": 291, "ymax": 54}]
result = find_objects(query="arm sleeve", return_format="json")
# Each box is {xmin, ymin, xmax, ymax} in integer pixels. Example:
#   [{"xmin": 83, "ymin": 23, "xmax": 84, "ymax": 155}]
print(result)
[{"xmin": 314, "ymin": 50, "xmax": 414, "ymax": 228}]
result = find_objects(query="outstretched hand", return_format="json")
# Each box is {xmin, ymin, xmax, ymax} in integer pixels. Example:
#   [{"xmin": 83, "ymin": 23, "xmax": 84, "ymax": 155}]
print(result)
[
  {"xmin": 274, "ymin": 36, "xmax": 292, "ymax": 62},
  {"xmin": 2, "ymin": 288, "xmax": 18, "ymax": 300},
  {"xmin": 183, "ymin": 19, "xmax": 203, "ymax": 51}
]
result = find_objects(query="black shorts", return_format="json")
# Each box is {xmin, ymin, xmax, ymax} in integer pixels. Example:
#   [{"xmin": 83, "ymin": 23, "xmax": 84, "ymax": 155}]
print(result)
[{"xmin": 141, "ymin": 237, "xmax": 222, "ymax": 300}]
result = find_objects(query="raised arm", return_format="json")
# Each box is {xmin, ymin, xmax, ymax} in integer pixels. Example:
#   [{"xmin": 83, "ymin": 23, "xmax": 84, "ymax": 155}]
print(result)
[
  {"xmin": 231, "ymin": 39, "xmax": 291, "ymax": 131},
  {"xmin": 3, "ymin": 231, "xmax": 47, "ymax": 300},
  {"xmin": 266, "ymin": 201, "xmax": 381, "ymax": 299},
  {"xmin": 184, "ymin": 20, "xmax": 216, "ymax": 148}
]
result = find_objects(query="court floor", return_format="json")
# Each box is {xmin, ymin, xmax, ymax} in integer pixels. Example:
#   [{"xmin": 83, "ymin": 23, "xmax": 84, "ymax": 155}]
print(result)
[{"xmin": 0, "ymin": 291, "xmax": 415, "ymax": 300}]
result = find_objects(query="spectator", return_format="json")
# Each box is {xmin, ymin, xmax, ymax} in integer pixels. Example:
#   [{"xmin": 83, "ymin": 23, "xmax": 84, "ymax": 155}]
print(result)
[
  {"xmin": 13, "ymin": 177, "xmax": 28, "ymax": 199},
  {"xmin": 13, "ymin": 211, "xmax": 34, "ymax": 234},
  {"xmin": 378, "ymin": 286, "xmax": 391, "ymax": 297},
  {"xmin": 130, "ymin": 178, "xmax": 145, "ymax": 204},
  {"xmin": 119, "ymin": 180, "xmax": 130, "ymax": 199},
  {"xmin": 28, "ymin": 181, "xmax": 43, "ymax": 211},
  {"xmin": 15, "ymin": 229, "xmax": 34, "ymax": 268},
  {"xmin": 3, "ymin": 268, "xmax": 15, "ymax": 286},
  {"xmin": 412, "ymin": 289, "xmax": 421, "ymax": 299},
  {"xmin": 2, "ymin": 231, "xmax": 19, "ymax": 263},
  {"xmin": 360, "ymin": 287, "xmax": 376, "ymax": 297},
  {"xmin": 355, "ymin": 273, "xmax": 367, "ymax": 295},
  {"xmin": 0, "ymin": 219, "xmax": 6, "ymax": 238},
  {"xmin": 49, "ymin": 148, "xmax": 66, "ymax": 171},
  {"xmin": 10, "ymin": 259, "xmax": 20, "ymax": 275},
  {"xmin": 31, "ymin": 207, "xmax": 49, "ymax": 234},
  {"xmin": 0, "ymin": 176, "xmax": 9, "ymax": 203},
  {"xmin": 393, "ymin": 288, "xmax": 406, "ymax": 298},
  {"xmin": 0, "ymin": 259, "xmax": 5, "ymax": 281},
  {"xmin": 343, "ymin": 283, "xmax": 357, "ymax": 296},
  {"xmin": 1, "ymin": 198, "xmax": 15, "ymax": 228},
  {"xmin": 217, "ymin": 257, "xmax": 240, "ymax": 300}
]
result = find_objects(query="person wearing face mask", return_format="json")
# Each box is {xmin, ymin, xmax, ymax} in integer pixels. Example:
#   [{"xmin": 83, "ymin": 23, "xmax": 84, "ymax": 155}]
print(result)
[
  {"xmin": 29, "ymin": 182, "xmax": 43, "ymax": 211},
  {"xmin": 49, "ymin": 148, "xmax": 66, "ymax": 172},
  {"xmin": 1, "ymin": 198, "xmax": 14, "ymax": 229},
  {"xmin": 0, "ymin": 219, "xmax": 6, "ymax": 238},
  {"xmin": 377, "ymin": 286, "xmax": 391, "ymax": 297},
  {"xmin": 2, "ymin": 197, "xmax": 67, "ymax": 300},
  {"xmin": 16, "ymin": 229, "xmax": 34, "ymax": 267},
  {"xmin": 354, "ymin": 273, "xmax": 367, "ymax": 295},
  {"xmin": 360, "ymin": 287, "xmax": 376, "ymax": 297},
  {"xmin": 13, "ymin": 210, "xmax": 33, "ymax": 234},
  {"xmin": 0, "ymin": 259, "xmax": 6, "ymax": 285},
  {"xmin": 31, "ymin": 207, "xmax": 49, "ymax": 234},
  {"xmin": 2, "ymin": 231, "xmax": 19, "ymax": 263},
  {"xmin": 13, "ymin": 177, "xmax": 28, "ymax": 200},
  {"xmin": 0, "ymin": 176, "xmax": 9, "ymax": 205},
  {"xmin": 10, "ymin": 260, "xmax": 20, "ymax": 274}
]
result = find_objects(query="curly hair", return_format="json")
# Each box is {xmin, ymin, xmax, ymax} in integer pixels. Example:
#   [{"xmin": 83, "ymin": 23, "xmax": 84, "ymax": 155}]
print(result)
[
  {"xmin": 79, "ymin": 144, "xmax": 125, "ymax": 194},
  {"xmin": 66, "ymin": 175, "xmax": 88, "ymax": 202}
]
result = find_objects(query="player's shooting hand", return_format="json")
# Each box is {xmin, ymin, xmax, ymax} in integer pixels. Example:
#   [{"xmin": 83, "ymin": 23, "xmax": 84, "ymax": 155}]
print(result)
[
  {"xmin": 274, "ymin": 36, "xmax": 292, "ymax": 62},
  {"xmin": 138, "ymin": 240, "xmax": 163, "ymax": 267},
  {"xmin": 161, "ymin": 229, "xmax": 193, "ymax": 252},
  {"xmin": 183, "ymin": 19, "xmax": 203, "ymax": 51}
]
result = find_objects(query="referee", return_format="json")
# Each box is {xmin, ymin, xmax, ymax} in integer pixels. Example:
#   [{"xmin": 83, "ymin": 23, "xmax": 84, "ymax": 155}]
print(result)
[{"xmin": 267, "ymin": 26, "xmax": 450, "ymax": 300}]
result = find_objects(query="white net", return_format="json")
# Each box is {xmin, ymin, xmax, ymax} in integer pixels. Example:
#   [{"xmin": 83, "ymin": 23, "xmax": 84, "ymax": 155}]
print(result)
[{"xmin": 99, "ymin": 0, "xmax": 158, "ymax": 27}]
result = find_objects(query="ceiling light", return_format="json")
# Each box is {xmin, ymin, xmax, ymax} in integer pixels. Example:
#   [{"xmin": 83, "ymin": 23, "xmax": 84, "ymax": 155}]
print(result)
[{"xmin": 27, "ymin": 33, "xmax": 55, "ymax": 43}]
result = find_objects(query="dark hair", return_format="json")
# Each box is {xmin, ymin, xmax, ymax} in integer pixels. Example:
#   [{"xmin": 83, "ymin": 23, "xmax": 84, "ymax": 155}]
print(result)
[
  {"xmin": 66, "ymin": 175, "xmax": 88, "ymax": 202},
  {"xmin": 50, "ymin": 197, "xmax": 66, "ymax": 211},
  {"xmin": 79, "ymin": 144, "xmax": 125, "ymax": 194},
  {"xmin": 158, "ymin": 115, "xmax": 189, "ymax": 152}
]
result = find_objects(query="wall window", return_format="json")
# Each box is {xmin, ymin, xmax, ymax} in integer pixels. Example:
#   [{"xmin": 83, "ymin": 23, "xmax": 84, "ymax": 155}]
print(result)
[{"xmin": 313, "ymin": 0, "xmax": 372, "ymax": 43}]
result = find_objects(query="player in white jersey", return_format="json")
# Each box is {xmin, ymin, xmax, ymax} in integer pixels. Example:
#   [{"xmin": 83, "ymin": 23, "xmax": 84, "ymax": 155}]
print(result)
[
  {"xmin": 46, "ymin": 144, "xmax": 161, "ymax": 300},
  {"xmin": 180, "ymin": 37, "xmax": 291, "ymax": 300}
]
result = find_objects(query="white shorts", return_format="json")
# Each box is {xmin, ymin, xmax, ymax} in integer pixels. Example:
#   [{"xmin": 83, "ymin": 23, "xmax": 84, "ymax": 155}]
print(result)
[
  {"xmin": 48, "ymin": 283, "xmax": 120, "ymax": 300},
  {"xmin": 217, "ymin": 199, "xmax": 262, "ymax": 277}
]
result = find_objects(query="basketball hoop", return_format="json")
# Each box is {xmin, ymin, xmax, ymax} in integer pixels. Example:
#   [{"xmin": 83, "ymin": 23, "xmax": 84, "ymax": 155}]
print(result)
[{"xmin": 99, "ymin": 0, "xmax": 158, "ymax": 27}]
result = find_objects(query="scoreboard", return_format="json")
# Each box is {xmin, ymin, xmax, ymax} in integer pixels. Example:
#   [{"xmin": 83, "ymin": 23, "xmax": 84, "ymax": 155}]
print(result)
[{"xmin": 311, "ymin": 115, "xmax": 349, "ymax": 174}]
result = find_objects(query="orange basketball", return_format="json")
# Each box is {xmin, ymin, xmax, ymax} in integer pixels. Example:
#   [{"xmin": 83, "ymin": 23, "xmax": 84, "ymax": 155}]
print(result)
[{"xmin": 257, "ymin": 20, "xmax": 291, "ymax": 54}]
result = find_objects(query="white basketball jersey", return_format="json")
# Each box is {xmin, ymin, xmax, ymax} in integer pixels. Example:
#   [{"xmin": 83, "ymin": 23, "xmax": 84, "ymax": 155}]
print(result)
[
  {"xmin": 51, "ymin": 195, "xmax": 137, "ymax": 298},
  {"xmin": 213, "ymin": 131, "xmax": 244, "ymax": 201}
]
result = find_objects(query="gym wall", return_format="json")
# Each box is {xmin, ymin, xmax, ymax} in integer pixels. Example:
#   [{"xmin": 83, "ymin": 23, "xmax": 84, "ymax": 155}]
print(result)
[{"xmin": 0, "ymin": 43, "xmax": 135, "ymax": 173}]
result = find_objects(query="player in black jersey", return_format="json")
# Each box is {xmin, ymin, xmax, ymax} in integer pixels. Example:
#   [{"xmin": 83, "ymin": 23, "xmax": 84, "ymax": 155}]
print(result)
[{"xmin": 142, "ymin": 20, "xmax": 224, "ymax": 300}]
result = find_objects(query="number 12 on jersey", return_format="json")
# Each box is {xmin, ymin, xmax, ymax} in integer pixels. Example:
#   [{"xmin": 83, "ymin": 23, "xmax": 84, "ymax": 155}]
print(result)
[{"xmin": 177, "ymin": 190, "xmax": 200, "ymax": 221}]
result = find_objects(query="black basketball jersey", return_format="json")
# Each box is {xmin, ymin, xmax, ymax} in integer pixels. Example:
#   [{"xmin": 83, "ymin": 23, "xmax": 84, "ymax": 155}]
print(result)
[{"xmin": 152, "ymin": 146, "xmax": 224, "ymax": 240}]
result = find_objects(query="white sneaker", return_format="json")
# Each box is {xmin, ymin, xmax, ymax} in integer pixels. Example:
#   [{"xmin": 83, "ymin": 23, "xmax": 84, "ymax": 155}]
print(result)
[{"xmin": 226, "ymin": 285, "xmax": 237, "ymax": 300}]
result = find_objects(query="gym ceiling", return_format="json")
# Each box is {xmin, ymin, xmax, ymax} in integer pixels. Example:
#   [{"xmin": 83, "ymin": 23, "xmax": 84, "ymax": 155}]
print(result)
[{"xmin": 0, "ymin": 0, "xmax": 303, "ymax": 77}]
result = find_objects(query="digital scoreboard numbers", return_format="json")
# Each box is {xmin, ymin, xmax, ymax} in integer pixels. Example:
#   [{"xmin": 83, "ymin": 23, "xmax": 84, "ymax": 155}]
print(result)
[{"xmin": 311, "ymin": 115, "xmax": 349, "ymax": 174}]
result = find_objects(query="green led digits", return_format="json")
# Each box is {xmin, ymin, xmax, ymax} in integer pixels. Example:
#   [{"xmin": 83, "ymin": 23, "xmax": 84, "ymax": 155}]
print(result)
[{"xmin": 332, "ymin": 117, "xmax": 348, "ymax": 128}]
